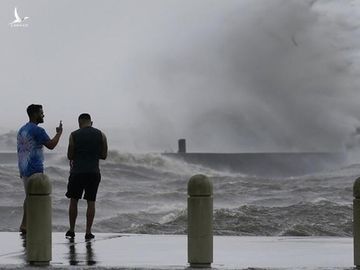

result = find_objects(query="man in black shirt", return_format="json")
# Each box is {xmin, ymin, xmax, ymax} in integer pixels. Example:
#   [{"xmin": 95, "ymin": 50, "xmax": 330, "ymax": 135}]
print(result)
[{"xmin": 65, "ymin": 113, "xmax": 108, "ymax": 240}]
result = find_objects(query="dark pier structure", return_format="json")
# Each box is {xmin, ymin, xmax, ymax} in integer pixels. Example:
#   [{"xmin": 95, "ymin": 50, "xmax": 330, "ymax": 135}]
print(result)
[{"xmin": 163, "ymin": 139, "xmax": 347, "ymax": 177}]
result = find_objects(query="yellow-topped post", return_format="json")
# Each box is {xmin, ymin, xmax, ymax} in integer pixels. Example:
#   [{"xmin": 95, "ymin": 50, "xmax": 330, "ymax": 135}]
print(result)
[
  {"xmin": 188, "ymin": 174, "xmax": 213, "ymax": 268},
  {"xmin": 26, "ymin": 173, "xmax": 52, "ymax": 265}
]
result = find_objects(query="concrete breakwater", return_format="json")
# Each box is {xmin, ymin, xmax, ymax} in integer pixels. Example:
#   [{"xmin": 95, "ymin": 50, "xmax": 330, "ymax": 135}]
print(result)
[{"xmin": 163, "ymin": 152, "xmax": 347, "ymax": 177}]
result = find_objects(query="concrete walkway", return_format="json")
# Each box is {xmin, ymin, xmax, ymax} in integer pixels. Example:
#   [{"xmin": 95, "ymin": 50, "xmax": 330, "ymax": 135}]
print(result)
[{"xmin": 0, "ymin": 232, "xmax": 354, "ymax": 269}]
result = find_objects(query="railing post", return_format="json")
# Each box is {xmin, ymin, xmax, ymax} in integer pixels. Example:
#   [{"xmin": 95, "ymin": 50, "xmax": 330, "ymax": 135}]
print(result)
[
  {"xmin": 26, "ymin": 173, "xmax": 52, "ymax": 265},
  {"xmin": 188, "ymin": 174, "xmax": 213, "ymax": 268}
]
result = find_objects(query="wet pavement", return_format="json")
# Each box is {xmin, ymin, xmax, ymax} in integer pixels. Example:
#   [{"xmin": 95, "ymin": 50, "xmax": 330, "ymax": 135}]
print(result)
[{"xmin": 0, "ymin": 232, "xmax": 354, "ymax": 269}]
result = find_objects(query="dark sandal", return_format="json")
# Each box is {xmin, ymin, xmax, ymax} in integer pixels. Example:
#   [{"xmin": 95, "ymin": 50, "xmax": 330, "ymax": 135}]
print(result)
[
  {"xmin": 65, "ymin": 230, "xmax": 75, "ymax": 238},
  {"xmin": 85, "ymin": 233, "xmax": 94, "ymax": 240}
]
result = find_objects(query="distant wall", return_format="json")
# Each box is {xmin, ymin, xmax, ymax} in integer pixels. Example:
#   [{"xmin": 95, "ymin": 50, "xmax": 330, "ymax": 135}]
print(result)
[{"xmin": 163, "ymin": 152, "xmax": 347, "ymax": 177}]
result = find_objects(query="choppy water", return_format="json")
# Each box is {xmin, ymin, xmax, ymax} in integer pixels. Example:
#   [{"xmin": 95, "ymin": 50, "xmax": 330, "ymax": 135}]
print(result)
[{"xmin": 0, "ymin": 151, "xmax": 356, "ymax": 236}]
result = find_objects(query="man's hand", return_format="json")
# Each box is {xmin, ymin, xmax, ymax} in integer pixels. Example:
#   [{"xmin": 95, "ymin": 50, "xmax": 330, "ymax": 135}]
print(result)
[
  {"xmin": 44, "ymin": 121, "xmax": 63, "ymax": 150},
  {"xmin": 56, "ymin": 120, "xmax": 63, "ymax": 134}
]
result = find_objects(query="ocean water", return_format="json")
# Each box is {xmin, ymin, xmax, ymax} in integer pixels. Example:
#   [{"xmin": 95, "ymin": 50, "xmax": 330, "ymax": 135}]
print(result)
[{"xmin": 0, "ymin": 151, "xmax": 355, "ymax": 236}]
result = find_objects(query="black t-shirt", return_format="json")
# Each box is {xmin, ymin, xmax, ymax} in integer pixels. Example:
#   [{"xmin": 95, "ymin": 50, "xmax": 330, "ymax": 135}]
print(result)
[{"xmin": 71, "ymin": 127, "xmax": 102, "ymax": 173}]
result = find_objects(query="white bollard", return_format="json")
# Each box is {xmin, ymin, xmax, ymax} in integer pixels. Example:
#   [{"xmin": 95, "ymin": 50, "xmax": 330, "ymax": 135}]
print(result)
[
  {"xmin": 188, "ymin": 174, "xmax": 213, "ymax": 268},
  {"xmin": 26, "ymin": 173, "xmax": 52, "ymax": 265}
]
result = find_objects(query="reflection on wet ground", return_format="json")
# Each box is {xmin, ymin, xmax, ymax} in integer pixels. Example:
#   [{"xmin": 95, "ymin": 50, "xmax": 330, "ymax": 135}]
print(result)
[
  {"xmin": 19, "ymin": 233, "xmax": 97, "ymax": 266},
  {"xmin": 20, "ymin": 234, "xmax": 26, "ymax": 262},
  {"xmin": 68, "ymin": 238, "xmax": 77, "ymax": 266},
  {"xmin": 67, "ymin": 238, "xmax": 96, "ymax": 266},
  {"xmin": 1, "ymin": 232, "xmax": 352, "ymax": 269}
]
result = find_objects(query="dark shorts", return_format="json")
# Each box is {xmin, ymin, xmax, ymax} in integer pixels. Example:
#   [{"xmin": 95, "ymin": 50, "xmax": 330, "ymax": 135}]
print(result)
[{"xmin": 66, "ymin": 173, "xmax": 101, "ymax": 201}]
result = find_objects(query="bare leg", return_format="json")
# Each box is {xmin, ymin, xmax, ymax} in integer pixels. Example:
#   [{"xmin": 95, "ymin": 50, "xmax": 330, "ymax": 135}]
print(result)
[
  {"xmin": 69, "ymin": 198, "xmax": 78, "ymax": 232},
  {"xmin": 86, "ymin": 201, "xmax": 95, "ymax": 234},
  {"xmin": 20, "ymin": 198, "xmax": 26, "ymax": 232}
]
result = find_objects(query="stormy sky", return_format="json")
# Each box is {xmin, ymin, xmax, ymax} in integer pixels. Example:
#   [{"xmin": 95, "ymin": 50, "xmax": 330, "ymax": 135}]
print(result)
[{"xmin": 1, "ymin": 0, "xmax": 360, "ymax": 152}]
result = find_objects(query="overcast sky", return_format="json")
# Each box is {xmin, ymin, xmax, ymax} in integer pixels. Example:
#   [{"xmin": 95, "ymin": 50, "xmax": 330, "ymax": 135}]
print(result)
[{"xmin": 1, "ymin": 0, "xmax": 360, "ymax": 152}]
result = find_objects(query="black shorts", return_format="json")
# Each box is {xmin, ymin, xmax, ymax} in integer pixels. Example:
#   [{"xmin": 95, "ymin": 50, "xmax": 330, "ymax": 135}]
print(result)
[{"xmin": 66, "ymin": 173, "xmax": 101, "ymax": 201}]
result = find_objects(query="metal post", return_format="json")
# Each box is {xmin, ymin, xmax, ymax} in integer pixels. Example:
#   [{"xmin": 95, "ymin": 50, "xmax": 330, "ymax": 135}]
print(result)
[
  {"xmin": 188, "ymin": 174, "xmax": 213, "ymax": 268},
  {"xmin": 26, "ymin": 173, "xmax": 52, "ymax": 265}
]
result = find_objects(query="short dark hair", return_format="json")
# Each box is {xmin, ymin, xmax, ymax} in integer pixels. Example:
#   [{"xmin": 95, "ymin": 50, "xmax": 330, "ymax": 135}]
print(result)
[
  {"xmin": 27, "ymin": 104, "xmax": 42, "ymax": 118},
  {"xmin": 78, "ymin": 113, "xmax": 91, "ymax": 121}
]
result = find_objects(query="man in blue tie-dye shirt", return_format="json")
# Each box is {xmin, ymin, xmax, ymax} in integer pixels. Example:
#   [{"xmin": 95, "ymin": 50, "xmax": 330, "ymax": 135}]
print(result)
[{"xmin": 17, "ymin": 104, "xmax": 63, "ymax": 234}]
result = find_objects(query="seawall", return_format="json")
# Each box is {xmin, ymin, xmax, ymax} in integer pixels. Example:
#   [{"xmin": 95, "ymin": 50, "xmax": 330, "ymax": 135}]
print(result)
[{"xmin": 163, "ymin": 152, "xmax": 347, "ymax": 177}]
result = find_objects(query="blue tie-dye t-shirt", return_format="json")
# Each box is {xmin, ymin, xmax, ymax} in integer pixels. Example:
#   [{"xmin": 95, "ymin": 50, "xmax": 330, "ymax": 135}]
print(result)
[{"xmin": 17, "ymin": 122, "xmax": 50, "ymax": 178}]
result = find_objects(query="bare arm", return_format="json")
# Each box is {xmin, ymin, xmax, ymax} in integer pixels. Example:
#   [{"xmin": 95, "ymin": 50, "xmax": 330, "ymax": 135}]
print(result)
[
  {"xmin": 100, "ymin": 132, "xmax": 108, "ymax": 160},
  {"xmin": 67, "ymin": 134, "xmax": 75, "ymax": 160},
  {"xmin": 44, "ymin": 121, "xmax": 63, "ymax": 150}
]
